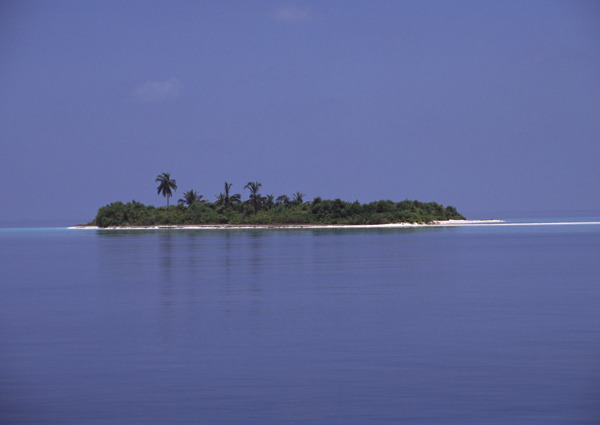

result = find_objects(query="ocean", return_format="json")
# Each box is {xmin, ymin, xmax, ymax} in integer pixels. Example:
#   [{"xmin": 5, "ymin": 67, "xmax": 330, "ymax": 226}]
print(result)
[{"xmin": 1, "ymin": 219, "xmax": 599, "ymax": 424}]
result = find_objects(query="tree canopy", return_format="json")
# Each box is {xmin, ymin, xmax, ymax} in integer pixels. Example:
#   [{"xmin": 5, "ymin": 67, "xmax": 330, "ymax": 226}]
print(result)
[{"xmin": 91, "ymin": 175, "xmax": 466, "ymax": 227}]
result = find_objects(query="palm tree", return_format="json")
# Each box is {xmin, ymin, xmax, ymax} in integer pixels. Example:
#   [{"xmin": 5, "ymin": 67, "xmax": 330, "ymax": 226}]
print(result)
[
  {"xmin": 276, "ymin": 194, "xmax": 290, "ymax": 206},
  {"xmin": 292, "ymin": 192, "xmax": 306, "ymax": 205},
  {"xmin": 216, "ymin": 182, "xmax": 242, "ymax": 208},
  {"xmin": 155, "ymin": 172, "xmax": 177, "ymax": 206},
  {"xmin": 178, "ymin": 189, "xmax": 203, "ymax": 207},
  {"xmin": 224, "ymin": 182, "xmax": 233, "ymax": 206},
  {"xmin": 264, "ymin": 194, "xmax": 275, "ymax": 210},
  {"xmin": 215, "ymin": 192, "xmax": 227, "ymax": 206},
  {"xmin": 244, "ymin": 181, "xmax": 262, "ymax": 214},
  {"xmin": 230, "ymin": 192, "xmax": 242, "ymax": 205},
  {"xmin": 224, "ymin": 182, "xmax": 242, "ymax": 206}
]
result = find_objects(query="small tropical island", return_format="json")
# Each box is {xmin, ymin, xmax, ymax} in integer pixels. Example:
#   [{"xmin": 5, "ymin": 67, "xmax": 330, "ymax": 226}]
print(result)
[{"xmin": 87, "ymin": 173, "xmax": 466, "ymax": 228}]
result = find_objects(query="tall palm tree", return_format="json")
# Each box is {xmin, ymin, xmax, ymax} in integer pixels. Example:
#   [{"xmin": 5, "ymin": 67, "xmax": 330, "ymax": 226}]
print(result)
[
  {"xmin": 244, "ymin": 181, "xmax": 262, "ymax": 214},
  {"xmin": 224, "ymin": 181, "xmax": 244, "ymax": 206},
  {"xmin": 155, "ymin": 172, "xmax": 177, "ymax": 206},
  {"xmin": 178, "ymin": 189, "xmax": 203, "ymax": 207},
  {"xmin": 224, "ymin": 182, "xmax": 233, "ymax": 206},
  {"xmin": 216, "ymin": 182, "xmax": 241, "ymax": 208}
]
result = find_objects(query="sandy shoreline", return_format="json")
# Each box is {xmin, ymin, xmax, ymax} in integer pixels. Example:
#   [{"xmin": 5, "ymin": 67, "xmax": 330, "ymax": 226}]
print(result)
[
  {"xmin": 69, "ymin": 220, "xmax": 502, "ymax": 230},
  {"xmin": 67, "ymin": 219, "xmax": 600, "ymax": 230}
]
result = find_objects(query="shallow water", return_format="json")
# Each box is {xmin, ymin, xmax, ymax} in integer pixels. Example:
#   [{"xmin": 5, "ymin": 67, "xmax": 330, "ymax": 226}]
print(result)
[{"xmin": 1, "ymin": 223, "xmax": 599, "ymax": 424}]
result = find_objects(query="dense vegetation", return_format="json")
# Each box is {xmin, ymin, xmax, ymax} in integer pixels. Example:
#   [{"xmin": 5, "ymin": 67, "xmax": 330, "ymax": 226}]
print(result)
[
  {"xmin": 93, "ymin": 198, "xmax": 464, "ymax": 227},
  {"xmin": 92, "ymin": 177, "xmax": 465, "ymax": 227}
]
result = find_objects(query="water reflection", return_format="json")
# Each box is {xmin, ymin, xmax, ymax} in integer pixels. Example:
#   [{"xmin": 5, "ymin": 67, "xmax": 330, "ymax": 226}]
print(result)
[
  {"xmin": 248, "ymin": 232, "xmax": 264, "ymax": 297},
  {"xmin": 157, "ymin": 233, "xmax": 175, "ymax": 273},
  {"xmin": 3, "ymin": 226, "xmax": 600, "ymax": 424}
]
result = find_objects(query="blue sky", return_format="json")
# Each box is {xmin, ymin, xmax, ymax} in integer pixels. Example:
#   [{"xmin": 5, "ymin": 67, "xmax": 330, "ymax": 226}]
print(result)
[{"xmin": 1, "ymin": 0, "xmax": 599, "ymax": 224}]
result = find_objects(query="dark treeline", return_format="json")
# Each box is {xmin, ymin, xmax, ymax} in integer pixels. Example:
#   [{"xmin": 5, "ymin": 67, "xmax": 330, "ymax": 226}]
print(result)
[
  {"xmin": 93, "ymin": 178, "xmax": 465, "ymax": 227},
  {"xmin": 94, "ymin": 198, "xmax": 465, "ymax": 227}
]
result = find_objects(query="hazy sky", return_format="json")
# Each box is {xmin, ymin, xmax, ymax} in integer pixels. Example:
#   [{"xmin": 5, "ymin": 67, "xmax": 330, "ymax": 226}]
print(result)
[{"xmin": 1, "ymin": 0, "xmax": 599, "ymax": 224}]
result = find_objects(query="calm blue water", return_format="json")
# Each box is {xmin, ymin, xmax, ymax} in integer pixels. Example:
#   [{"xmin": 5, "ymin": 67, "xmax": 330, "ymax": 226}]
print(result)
[{"xmin": 1, "ymin": 222, "xmax": 599, "ymax": 424}]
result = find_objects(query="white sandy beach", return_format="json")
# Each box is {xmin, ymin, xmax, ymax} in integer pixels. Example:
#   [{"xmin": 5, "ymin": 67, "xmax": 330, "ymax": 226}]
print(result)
[
  {"xmin": 68, "ymin": 219, "xmax": 600, "ymax": 230},
  {"xmin": 69, "ymin": 220, "xmax": 496, "ymax": 230}
]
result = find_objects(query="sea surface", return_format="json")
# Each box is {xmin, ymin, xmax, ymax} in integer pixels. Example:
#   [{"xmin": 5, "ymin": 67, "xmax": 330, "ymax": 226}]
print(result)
[{"xmin": 1, "ymin": 219, "xmax": 599, "ymax": 424}]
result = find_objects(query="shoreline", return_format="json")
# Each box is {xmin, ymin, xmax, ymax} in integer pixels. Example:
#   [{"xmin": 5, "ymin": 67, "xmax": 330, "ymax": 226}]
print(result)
[
  {"xmin": 69, "ymin": 219, "xmax": 501, "ymax": 230},
  {"xmin": 66, "ymin": 219, "xmax": 600, "ymax": 230}
]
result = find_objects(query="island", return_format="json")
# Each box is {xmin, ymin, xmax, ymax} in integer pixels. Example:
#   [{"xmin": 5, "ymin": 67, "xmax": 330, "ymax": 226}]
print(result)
[{"xmin": 86, "ymin": 176, "xmax": 466, "ymax": 228}]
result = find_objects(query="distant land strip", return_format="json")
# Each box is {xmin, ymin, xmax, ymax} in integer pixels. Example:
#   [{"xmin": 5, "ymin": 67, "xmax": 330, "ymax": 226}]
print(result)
[{"xmin": 86, "ymin": 198, "xmax": 467, "ymax": 228}]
